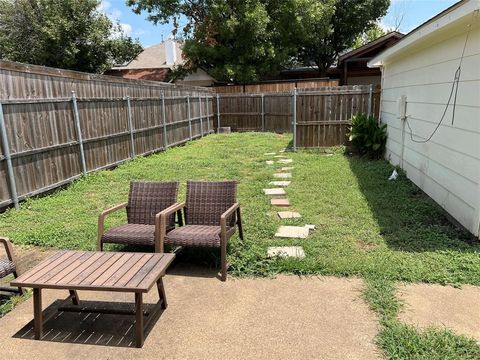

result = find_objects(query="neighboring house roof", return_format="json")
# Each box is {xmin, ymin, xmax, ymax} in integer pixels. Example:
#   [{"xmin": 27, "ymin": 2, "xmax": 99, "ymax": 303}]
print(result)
[
  {"xmin": 113, "ymin": 40, "xmax": 184, "ymax": 70},
  {"xmin": 338, "ymin": 31, "xmax": 404, "ymax": 64},
  {"xmin": 369, "ymin": 0, "xmax": 479, "ymax": 67}
]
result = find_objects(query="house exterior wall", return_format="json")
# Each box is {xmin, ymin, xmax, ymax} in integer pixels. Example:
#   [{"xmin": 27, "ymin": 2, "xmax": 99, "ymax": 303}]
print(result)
[{"xmin": 379, "ymin": 25, "xmax": 480, "ymax": 237}]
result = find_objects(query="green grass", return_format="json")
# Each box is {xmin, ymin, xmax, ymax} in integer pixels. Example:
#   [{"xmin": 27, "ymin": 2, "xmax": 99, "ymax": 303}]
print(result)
[{"xmin": 1, "ymin": 132, "xmax": 480, "ymax": 358}]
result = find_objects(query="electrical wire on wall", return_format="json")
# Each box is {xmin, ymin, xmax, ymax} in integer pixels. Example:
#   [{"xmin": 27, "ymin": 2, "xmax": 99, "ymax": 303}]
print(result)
[{"xmin": 405, "ymin": 23, "xmax": 472, "ymax": 144}]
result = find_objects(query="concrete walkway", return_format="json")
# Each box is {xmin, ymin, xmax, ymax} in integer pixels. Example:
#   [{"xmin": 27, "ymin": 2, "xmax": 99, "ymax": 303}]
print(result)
[{"xmin": 0, "ymin": 266, "xmax": 380, "ymax": 359}]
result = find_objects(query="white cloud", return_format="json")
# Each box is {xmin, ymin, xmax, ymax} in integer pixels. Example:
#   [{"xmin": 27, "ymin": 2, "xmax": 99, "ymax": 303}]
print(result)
[
  {"xmin": 120, "ymin": 23, "xmax": 132, "ymax": 37},
  {"xmin": 98, "ymin": 0, "xmax": 133, "ymax": 37}
]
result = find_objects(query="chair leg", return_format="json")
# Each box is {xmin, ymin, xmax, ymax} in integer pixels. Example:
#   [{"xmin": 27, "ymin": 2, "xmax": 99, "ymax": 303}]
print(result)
[
  {"xmin": 236, "ymin": 208, "xmax": 244, "ymax": 241},
  {"xmin": 221, "ymin": 241, "xmax": 227, "ymax": 282}
]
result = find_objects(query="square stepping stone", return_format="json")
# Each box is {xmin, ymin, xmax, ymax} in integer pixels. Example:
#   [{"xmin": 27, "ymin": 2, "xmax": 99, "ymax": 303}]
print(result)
[
  {"xmin": 271, "ymin": 198, "xmax": 290, "ymax": 207},
  {"xmin": 269, "ymin": 181, "xmax": 291, "ymax": 187},
  {"xmin": 266, "ymin": 160, "xmax": 274, "ymax": 165},
  {"xmin": 275, "ymin": 225, "xmax": 310, "ymax": 239},
  {"xmin": 281, "ymin": 167, "xmax": 294, "ymax": 171},
  {"xmin": 277, "ymin": 211, "xmax": 301, "ymax": 219},
  {"xmin": 274, "ymin": 173, "xmax": 292, "ymax": 178},
  {"xmin": 263, "ymin": 188, "xmax": 286, "ymax": 197},
  {"xmin": 267, "ymin": 246, "xmax": 305, "ymax": 259},
  {"xmin": 277, "ymin": 159, "xmax": 293, "ymax": 164},
  {"xmin": 264, "ymin": 152, "xmax": 276, "ymax": 155}
]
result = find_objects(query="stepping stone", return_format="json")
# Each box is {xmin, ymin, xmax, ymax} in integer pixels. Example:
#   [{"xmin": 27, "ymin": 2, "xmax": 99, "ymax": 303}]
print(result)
[
  {"xmin": 305, "ymin": 224, "xmax": 316, "ymax": 231},
  {"xmin": 263, "ymin": 188, "xmax": 286, "ymax": 197},
  {"xmin": 275, "ymin": 225, "xmax": 310, "ymax": 239},
  {"xmin": 267, "ymin": 246, "xmax": 305, "ymax": 259},
  {"xmin": 271, "ymin": 198, "xmax": 290, "ymax": 207},
  {"xmin": 279, "ymin": 149, "xmax": 286, "ymax": 153},
  {"xmin": 277, "ymin": 159, "xmax": 293, "ymax": 164},
  {"xmin": 266, "ymin": 160, "xmax": 274, "ymax": 165},
  {"xmin": 274, "ymin": 155, "xmax": 287, "ymax": 158},
  {"xmin": 269, "ymin": 181, "xmax": 291, "ymax": 187},
  {"xmin": 274, "ymin": 173, "xmax": 292, "ymax": 178},
  {"xmin": 264, "ymin": 152, "xmax": 276, "ymax": 156},
  {"xmin": 281, "ymin": 167, "xmax": 294, "ymax": 171},
  {"xmin": 277, "ymin": 211, "xmax": 301, "ymax": 219}
]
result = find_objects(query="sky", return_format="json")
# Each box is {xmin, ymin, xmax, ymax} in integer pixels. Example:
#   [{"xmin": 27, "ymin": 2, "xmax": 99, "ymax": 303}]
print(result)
[{"xmin": 100, "ymin": 0, "xmax": 460, "ymax": 48}]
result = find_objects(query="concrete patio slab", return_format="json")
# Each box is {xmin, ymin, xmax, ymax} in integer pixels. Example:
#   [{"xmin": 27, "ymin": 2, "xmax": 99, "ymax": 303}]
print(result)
[
  {"xmin": 263, "ymin": 188, "xmax": 286, "ymax": 197},
  {"xmin": 397, "ymin": 283, "xmax": 480, "ymax": 341},
  {"xmin": 275, "ymin": 226, "xmax": 310, "ymax": 238},
  {"xmin": 277, "ymin": 159, "xmax": 293, "ymax": 164},
  {"xmin": 273, "ymin": 173, "xmax": 292, "ymax": 178},
  {"xmin": 267, "ymin": 246, "xmax": 305, "ymax": 258},
  {"xmin": 0, "ymin": 268, "xmax": 380, "ymax": 359},
  {"xmin": 271, "ymin": 198, "xmax": 290, "ymax": 207},
  {"xmin": 269, "ymin": 181, "xmax": 291, "ymax": 187},
  {"xmin": 277, "ymin": 211, "xmax": 302, "ymax": 219}
]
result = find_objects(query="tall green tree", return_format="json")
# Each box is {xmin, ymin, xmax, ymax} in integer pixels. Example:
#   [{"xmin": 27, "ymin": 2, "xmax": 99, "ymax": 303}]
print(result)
[
  {"xmin": 0, "ymin": 0, "xmax": 142, "ymax": 73},
  {"xmin": 128, "ymin": 0, "xmax": 389, "ymax": 81},
  {"xmin": 352, "ymin": 23, "xmax": 389, "ymax": 49},
  {"xmin": 298, "ymin": 0, "xmax": 390, "ymax": 76}
]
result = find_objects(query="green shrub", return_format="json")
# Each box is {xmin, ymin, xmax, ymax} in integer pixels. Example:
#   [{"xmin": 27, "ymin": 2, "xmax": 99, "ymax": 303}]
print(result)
[{"xmin": 348, "ymin": 113, "xmax": 387, "ymax": 159}]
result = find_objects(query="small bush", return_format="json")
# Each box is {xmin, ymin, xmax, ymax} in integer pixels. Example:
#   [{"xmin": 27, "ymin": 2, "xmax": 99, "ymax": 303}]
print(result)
[{"xmin": 348, "ymin": 113, "xmax": 387, "ymax": 159}]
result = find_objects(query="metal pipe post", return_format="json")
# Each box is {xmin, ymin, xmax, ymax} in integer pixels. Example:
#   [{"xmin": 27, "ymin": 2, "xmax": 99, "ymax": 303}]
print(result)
[
  {"xmin": 0, "ymin": 102, "xmax": 19, "ymax": 209},
  {"xmin": 71, "ymin": 91, "xmax": 87, "ymax": 175},
  {"xmin": 126, "ymin": 96, "xmax": 136, "ymax": 158},
  {"xmin": 162, "ymin": 92, "xmax": 168, "ymax": 148}
]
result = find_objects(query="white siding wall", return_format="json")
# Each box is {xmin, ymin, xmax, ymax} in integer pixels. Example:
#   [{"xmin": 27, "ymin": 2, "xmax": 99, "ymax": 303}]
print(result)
[{"xmin": 380, "ymin": 27, "xmax": 480, "ymax": 236}]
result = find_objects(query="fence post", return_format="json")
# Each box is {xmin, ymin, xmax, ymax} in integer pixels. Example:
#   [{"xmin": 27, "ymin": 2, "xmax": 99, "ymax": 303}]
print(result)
[
  {"xmin": 71, "ymin": 91, "xmax": 87, "ymax": 175},
  {"xmin": 162, "ymin": 92, "xmax": 168, "ymax": 149},
  {"xmin": 261, "ymin": 93, "xmax": 265, "ymax": 132},
  {"xmin": 198, "ymin": 95, "xmax": 203, "ymax": 137},
  {"xmin": 367, "ymin": 84, "xmax": 373, "ymax": 118},
  {"xmin": 206, "ymin": 96, "xmax": 210, "ymax": 133},
  {"xmin": 216, "ymin": 94, "xmax": 221, "ymax": 130},
  {"xmin": 292, "ymin": 88, "xmax": 297, "ymax": 151},
  {"xmin": 0, "ymin": 102, "xmax": 19, "ymax": 209},
  {"xmin": 187, "ymin": 96, "xmax": 192, "ymax": 140},
  {"xmin": 126, "ymin": 96, "xmax": 136, "ymax": 158}
]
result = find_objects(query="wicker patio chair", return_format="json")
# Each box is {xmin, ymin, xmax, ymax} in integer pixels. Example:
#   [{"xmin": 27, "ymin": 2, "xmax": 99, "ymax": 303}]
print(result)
[
  {"xmin": 0, "ymin": 237, "xmax": 23, "ymax": 295},
  {"xmin": 97, "ymin": 181, "xmax": 181, "ymax": 252},
  {"xmin": 157, "ymin": 181, "xmax": 244, "ymax": 281}
]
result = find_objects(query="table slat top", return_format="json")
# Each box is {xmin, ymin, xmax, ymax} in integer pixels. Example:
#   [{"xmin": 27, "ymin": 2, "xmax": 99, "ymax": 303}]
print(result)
[{"xmin": 11, "ymin": 251, "xmax": 175, "ymax": 293}]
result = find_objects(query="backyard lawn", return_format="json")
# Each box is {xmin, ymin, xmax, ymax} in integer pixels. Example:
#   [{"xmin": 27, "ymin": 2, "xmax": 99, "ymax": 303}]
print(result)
[{"xmin": 1, "ymin": 132, "xmax": 480, "ymax": 358}]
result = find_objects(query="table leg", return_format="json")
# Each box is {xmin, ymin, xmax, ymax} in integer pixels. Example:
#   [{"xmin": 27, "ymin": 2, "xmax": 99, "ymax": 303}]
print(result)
[
  {"xmin": 68, "ymin": 289, "xmax": 80, "ymax": 305},
  {"xmin": 33, "ymin": 288, "xmax": 43, "ymax": 340},
  {"xmin": 135, "ymin": 293, "xmax": 144, "ymax": 348},
  {"xmin": 157, "ymin": 277, "xmax": 167, "ymax": 309}
]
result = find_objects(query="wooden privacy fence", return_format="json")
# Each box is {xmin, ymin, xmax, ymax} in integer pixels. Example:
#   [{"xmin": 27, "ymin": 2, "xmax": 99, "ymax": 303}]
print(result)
[
  {"xmin": 214, "ymin": 78, "xmax": 339, "ymax": 94},
  {"xmin": 215, "ymin": 85, "xmax": 381, "ymax": 148},
  {"xmin": 0, "ymin": 61, "xmax": 214, "ymax": 209}
]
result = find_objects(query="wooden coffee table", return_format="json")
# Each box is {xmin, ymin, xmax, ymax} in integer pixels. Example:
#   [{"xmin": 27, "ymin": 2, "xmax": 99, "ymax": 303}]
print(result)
[{"xmin": 11, "ymin": 251, "xmax": 175, "ymax": 348}]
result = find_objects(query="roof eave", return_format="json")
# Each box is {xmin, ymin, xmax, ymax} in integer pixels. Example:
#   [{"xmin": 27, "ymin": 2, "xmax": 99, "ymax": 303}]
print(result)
[{"xmin": 368, "ymin": 0, "xmax": 479, "ymax": 68}]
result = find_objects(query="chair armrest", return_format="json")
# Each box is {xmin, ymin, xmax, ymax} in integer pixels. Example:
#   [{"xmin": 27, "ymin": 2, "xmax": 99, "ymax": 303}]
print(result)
[
  {"xmin": 220, "ymin": 203, "xmax": 240, "ymax": 233},
  {"xmin": 0, "ymin": 237, "xmax": 14, "ymax": 262},
  {"xmin": 155, "ymin": 202, "xmax": 185, "ymax": 253},
  {"xmin": 97, "ymin": 202, "xmax": 128, "ymax": 250}
]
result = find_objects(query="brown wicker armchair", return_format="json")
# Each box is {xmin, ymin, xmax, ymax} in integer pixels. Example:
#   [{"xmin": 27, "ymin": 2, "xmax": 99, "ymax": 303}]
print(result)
[
  {"xmin": 0, "ymin": 237, "xmax": 23, "ymax": 295},
  {"xmin": 157, "ymin": 181, "xmax": 244, "ymax": 281},
  {"xmin": 97, "ymin": 181, "xmax": 181, "ymax": 252}
]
